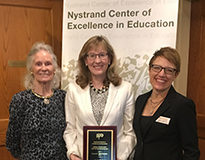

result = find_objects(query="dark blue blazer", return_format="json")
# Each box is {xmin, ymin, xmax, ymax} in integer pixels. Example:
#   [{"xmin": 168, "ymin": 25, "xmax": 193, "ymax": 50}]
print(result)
[{"xmin": 133, "ymin": 86, "xmax": 200, "ymax": 160}]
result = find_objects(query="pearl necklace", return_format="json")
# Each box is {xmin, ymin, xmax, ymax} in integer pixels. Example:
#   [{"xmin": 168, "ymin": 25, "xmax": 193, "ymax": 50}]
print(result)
[
  {"xmin": 90, "ymin": 81, "xmax": 109, "ymax": 94},
  {"xmin": 32, "ymin": 90, "xmax": 53, "ymax": 104}
]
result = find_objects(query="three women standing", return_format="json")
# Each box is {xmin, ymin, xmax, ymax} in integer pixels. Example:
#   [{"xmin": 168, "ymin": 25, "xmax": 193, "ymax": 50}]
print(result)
[{"xmin": 6, "ymin": 39, "xmax": 200, "ymax": 160}]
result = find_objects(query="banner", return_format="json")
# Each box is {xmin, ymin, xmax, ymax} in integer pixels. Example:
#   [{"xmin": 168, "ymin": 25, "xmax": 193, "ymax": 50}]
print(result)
[{"xmin": 62, "ymin": 0, "xmax": 179, "ymax": 97}]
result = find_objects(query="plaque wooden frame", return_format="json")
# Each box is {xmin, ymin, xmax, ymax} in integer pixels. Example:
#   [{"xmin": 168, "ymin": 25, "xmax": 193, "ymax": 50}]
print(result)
[{"xmin": 83, "ymin": 126, "xmax": 117, "ymax": 160}]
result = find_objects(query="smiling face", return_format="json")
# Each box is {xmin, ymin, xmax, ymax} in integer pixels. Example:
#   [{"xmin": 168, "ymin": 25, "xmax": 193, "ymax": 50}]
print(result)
[
  {"xmin": 85, "ymin": 45, "xmax": 110, "ymax": 80},
  {"xmin": 31, "ymin": 50, "xmax": 55, "ymax": 85},
  {"xmin": 149, "ymin": 56, "xmax": 178, "ymax": 93}
]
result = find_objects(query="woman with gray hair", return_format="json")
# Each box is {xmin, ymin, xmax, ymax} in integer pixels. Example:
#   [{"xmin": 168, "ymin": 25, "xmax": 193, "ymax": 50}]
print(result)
[{"xmin": 6, "ymin": 42, "xmax": 68, "ymax": 160}]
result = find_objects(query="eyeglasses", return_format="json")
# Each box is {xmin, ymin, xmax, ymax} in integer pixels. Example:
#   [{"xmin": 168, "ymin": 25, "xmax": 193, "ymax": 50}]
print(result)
[
  {"xmin": 86, "ymin": 53, "xmax": 108, "ymax": 61},
  {"xmin": 150, "ymin": 64, "xmax": 177, "ymax": 75}
]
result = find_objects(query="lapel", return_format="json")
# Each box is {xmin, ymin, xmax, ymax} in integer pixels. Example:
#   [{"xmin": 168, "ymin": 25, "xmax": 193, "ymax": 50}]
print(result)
[
  {"xmin": 138, "ymin": 91, "xmax": 151, "ymax": 117},
  {"xmin": 100, "ymin": 83, "xmax": 118, "ymax": 125},
  {"xmin": 135, "ymin": 91, "xmax": 151, "ymax": 140},
  {"xmin": 140, "ymin": 86, "xmax": 176, "ymax": 138},
  {"xmin": 82, "ymin": 85, "xmax": 98, "ymax": 125}
]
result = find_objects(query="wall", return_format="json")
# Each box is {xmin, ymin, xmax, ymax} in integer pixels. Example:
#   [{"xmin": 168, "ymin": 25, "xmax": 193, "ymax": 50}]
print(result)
[{"xmin": 175, "ymin": 0, "xmax": 191, "ymax": 96}]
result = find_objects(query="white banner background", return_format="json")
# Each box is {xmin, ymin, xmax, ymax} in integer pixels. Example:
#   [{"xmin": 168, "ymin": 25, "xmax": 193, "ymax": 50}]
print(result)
[{"xmin": 62, "ymin": 0, "xmax": 179, "ymax": 98}]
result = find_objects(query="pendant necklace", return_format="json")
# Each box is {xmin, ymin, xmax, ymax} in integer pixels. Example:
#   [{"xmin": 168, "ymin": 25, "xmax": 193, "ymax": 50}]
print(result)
[
  {"xmin": 149, "ymin": 97, "xmax": 164, "ymax": 115},
  {"xmin": 32, "ymin": 90, "xmax": 53, "ymax": 104}
]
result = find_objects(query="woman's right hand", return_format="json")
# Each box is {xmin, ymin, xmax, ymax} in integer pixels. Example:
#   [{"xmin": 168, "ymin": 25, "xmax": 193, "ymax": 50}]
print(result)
[{"xmin": 70, "ymin": 153, "xmax": 81, "ymax": 160}]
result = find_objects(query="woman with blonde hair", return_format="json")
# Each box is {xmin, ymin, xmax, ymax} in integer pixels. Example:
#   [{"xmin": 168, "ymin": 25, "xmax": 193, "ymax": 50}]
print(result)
[{"xmin": 64, "ymin": 35, "xmax": 136, "ymax": 160}]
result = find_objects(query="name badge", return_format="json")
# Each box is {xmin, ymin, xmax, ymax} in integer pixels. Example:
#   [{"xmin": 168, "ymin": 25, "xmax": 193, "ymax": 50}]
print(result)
[{"xmin": 156, "ymin": 116, "xmax": 170, "ymax": 125}]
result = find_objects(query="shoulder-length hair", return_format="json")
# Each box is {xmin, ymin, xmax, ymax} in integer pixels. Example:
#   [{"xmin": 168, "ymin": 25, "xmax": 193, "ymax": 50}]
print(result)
[
  {"xmin": 76, "ymin": 35, "xmax": 122, "ymax": 89},
  {"xmin": 24, "ymin": 42, "xmax": 61, "ymax": 89}
]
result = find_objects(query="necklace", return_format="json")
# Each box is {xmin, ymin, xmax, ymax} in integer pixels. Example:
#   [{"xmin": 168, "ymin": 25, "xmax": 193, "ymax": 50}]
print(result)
[
  {"xmin": 90, "ymin": 81, "xmax": 109, "ymax": 94},
  {"xmin": 149, "ymin": 97, "xmax": 164, "ymax": 115},
  {"xmin": 32, "ymin": 90, "xmax": 53, "ymax": 104}
]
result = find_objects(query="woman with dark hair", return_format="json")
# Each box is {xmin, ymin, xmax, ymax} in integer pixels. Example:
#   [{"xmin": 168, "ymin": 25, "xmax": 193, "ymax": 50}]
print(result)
[
  {"xmin": 6, "ymin": 42, "xmax": 68, "ymax": 160},
  {"xmin": 133, "ymin": 47, "xmax": 200, "ymax": 160},
  {"xmin": 63, "ymin": 35, "xmax": 136, "ymax": 160}
]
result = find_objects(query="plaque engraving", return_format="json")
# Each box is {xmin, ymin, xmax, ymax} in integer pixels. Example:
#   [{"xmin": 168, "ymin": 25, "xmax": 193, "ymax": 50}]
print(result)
[{"xmin": 83, "ymin": 126, "xmax": 117, "ymax": 160}]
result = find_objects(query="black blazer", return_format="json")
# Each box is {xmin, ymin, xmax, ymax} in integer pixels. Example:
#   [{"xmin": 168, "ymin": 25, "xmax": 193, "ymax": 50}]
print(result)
[{"xmin": 133, "ymin": 86, "xmax": 200, "ymax": 160}]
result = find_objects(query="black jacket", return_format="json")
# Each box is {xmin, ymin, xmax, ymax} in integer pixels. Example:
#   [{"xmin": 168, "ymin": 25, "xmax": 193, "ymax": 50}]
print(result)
[{"xmin": 133, "ymin": 86, "xmax": 200, "ymax": 160}]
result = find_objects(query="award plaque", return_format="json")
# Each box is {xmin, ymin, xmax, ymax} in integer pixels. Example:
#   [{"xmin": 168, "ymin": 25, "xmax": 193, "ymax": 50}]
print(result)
[{"xmin": 83, "ymin": 126, "xmax": 117, "ymax": 160}]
